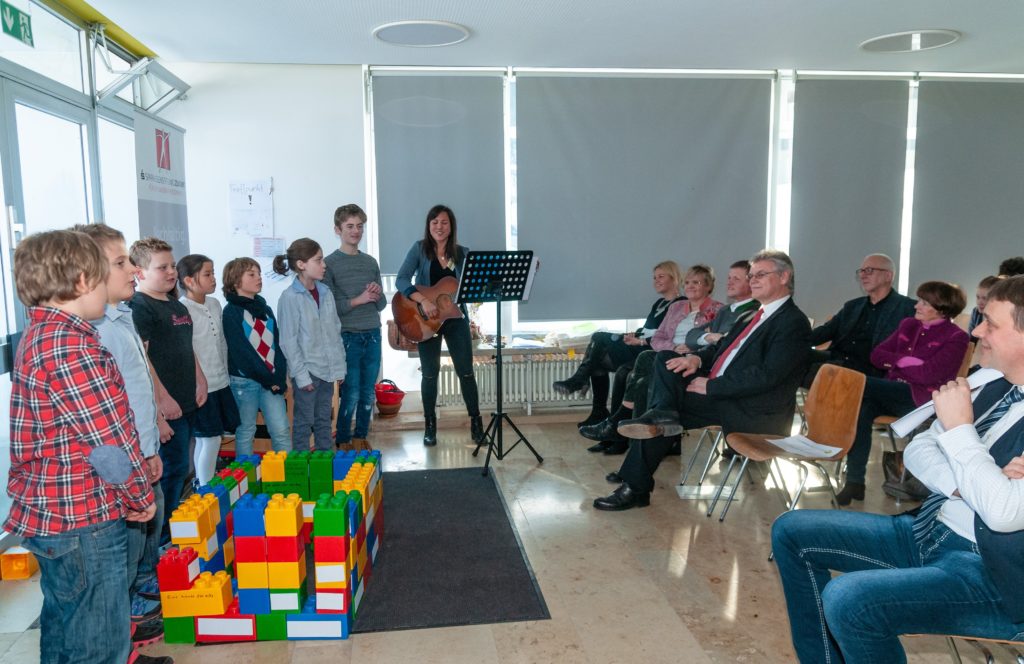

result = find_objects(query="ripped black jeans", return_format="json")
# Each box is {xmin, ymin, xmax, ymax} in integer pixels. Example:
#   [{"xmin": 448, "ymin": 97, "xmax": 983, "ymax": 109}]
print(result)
[{"xmin": 418, "ymin": 317, "xmax": 480, "ymax": 419}]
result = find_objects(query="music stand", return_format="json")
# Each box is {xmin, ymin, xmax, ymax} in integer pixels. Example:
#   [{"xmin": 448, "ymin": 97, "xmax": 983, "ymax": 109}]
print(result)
[{"xmin": 456, "ymin": 250, "xmax": 543, "ymax": 476}]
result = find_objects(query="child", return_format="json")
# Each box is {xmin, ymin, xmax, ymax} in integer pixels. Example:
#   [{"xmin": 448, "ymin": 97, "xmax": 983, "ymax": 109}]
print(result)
[
  {"xmin": 222, "ymin": 257, "xmax": 290, "ymax": 454},
  {"xmin": 323, "ymin": 204, "xmax": 386, "ymax": 450},
  {"xmin": 73, "ymin": 224, "xmax": 173, "ymax": 655},
  {"xmin": 274, "ymin": 238, "xmax": 347, "ymax": 451},
  {"xmin": 178, "ymin": 254, "xmax": 241, "ymax": 484},
  {"xmin": 129, "ymin": 237, "xmax": 207, "ymax": 542},
  {"xmin": 968, "ymin": 274, "xmax": 1003, "ymax": 340},
  {"xmin": 5, "ymin": 230, "xmax": 154, "ymax": 664}
]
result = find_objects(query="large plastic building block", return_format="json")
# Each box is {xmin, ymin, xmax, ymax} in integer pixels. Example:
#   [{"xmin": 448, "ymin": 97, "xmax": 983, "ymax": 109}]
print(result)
[
  {"xmin": 301, "ymin": 501, "xmax": 316, "ymax": 524},
  {"xmin": 256, "ymin": 612, "xmax": 288, "ymax": 641},
  {"xmin": 232, "ymin": 493, "xmax": 270, "ymax": 537},
  {"xmin": 267, "ymin": 552, "xmax": 306, "ymax": 589},
  {"xmin": 0, "ymin": 546, "xmax": 38, "ymax": 580},
  {"xmin": 315, "ymin": 588, "xmax": 349, "ymax": 614},
  {"xmin": 261, "ymin": 450, "xmax": 287, "ymax": 483},
  {"xmin": 285, "ymin": 597, "xmax": 348, "ymax": 640},
  {"xmin": 225, "ymin": 467, "xmax": 249, "ymax": 497},
  {"xmin": 309, "ymin": 450, "xmax": 334, "ymax": 498},
  {"xmin": 237, "ymin": 588, "xmax": 271, "ymax": 615},
  {"xmin": 198, "ymin": 548, "xmax": 225, "ymax": 573},
  {"xmin": 162, "ymin": 616, "xmax": 196, "ymax": 644},
  {"xmin": 222, "ymin": 536, "xmax": 235, "ymax": 568},
  {"xmin": 313, "ymin": 560, "xmax": 349, "ymax": 589},
  {"xmin": 312, "ymin": 493, "xmax": 348, "ymax": 538},
  {"xmin": 313, "ymin": 535, "xmax": 348, "ymax": 563},
  {"xmin": 264, "ymin": 493, "xmax": 303, "ymax": 537},
  {"xmin": 266, "ymin": 535, "xmax": 302, "ymax": 562},
  {"xmin": 197, "ymin": 484, "xmax": 230, "ymax": 523},
  {"xmin": 156, "ymin": 547, "xmax": 200, "ymax": 592},
  {"xmin": 235, "ymin": 561, "xmax": 269, "ymax": 589},
  {"xmin": 215, "ymin": 471, "xmax": 240, "ymax": 505},
  {"xmin": 167, "ymin": 505, "xmax": 203, "ymax": 544},
  {"xmin": 195, "ymin": 598, "xmax": 257, "ymax": 643},
  {"xmin": 269, "ymin": 586, "xmax": 307, "ymax": 613},
  {"xmin": 160, "ymin": 570, "xmax": 232, "ymax": 618},
  {"xmin": 234, "ymin": 535, "xmax": 267, "ymax": 563}
]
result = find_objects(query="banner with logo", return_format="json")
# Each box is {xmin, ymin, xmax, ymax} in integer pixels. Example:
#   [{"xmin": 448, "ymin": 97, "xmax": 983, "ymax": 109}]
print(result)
[{"xmin": 134, "ymin": 112, "xmax": 189, "ymax": 254}]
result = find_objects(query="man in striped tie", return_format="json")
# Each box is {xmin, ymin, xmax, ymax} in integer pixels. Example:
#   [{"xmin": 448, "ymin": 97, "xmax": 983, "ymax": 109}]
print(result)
[
  {"xmin": 594, "ymin": 250, "xmax": 811, "ymax": 511},
  {"xmin": 772, "ymin": 275, "xmax": 1024, "ymax": 663}
]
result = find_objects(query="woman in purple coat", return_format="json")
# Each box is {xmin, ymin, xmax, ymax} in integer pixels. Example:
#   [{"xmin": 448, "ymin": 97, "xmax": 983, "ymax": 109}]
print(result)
[{"xmin": 836, "ymin": 280, "xmax": 969, "ymax": 505}]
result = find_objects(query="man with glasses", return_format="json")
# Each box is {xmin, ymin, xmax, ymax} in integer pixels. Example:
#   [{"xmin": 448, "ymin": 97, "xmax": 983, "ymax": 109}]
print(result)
[
  {"xmin": 593, "ymin": 250, "xmax": 810, "ymax": 511},
  {"xmin": 806, "ymin": 253, "xmax": 916, "ymax": 383}
]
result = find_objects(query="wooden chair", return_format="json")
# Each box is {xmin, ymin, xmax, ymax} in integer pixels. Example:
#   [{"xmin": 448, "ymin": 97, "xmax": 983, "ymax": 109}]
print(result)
[
  {"xmin": 706, "ymin": 364, "xmax": 867, "ymax": 521},
  {"xmin": 906, "ymin": 634, "xmax": 1024, "ymax": 663}
]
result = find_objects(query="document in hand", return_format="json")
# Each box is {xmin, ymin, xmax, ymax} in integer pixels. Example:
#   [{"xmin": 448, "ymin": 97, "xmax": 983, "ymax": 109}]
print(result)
[
  {"xmin": 889, "ymin": 367, "xmax": 1005, "ymax": 438},
  {"xmin": 765, "ymin": 435, "xmax": 843, "ymax": 458}
]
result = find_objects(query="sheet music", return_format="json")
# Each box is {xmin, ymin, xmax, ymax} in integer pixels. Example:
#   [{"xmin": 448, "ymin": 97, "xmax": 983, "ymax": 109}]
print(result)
[
  {"xmin": 766, "ymin": 434, "xmax": 842, "ymax": 458},
  {"xmin": 889, "ymin": 367, "xmax": 1004, "ymax": 438}
]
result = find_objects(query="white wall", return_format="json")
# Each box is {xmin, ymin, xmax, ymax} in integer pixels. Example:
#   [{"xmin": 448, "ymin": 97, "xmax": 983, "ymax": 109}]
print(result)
[{"xmin": 160, "ymin": 62, "xmax": 366, "ymax": 306}]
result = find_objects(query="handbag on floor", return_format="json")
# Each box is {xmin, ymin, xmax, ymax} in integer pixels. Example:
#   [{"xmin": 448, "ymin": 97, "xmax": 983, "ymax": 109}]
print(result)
[{"xmin": 881, "ymin": 450, "xmax": 930, "ymax": 501}]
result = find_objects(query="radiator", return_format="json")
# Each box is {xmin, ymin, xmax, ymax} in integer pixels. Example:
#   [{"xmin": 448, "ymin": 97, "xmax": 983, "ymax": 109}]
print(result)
[{"xmin": 438, "ymin": 354, "xmax": 591, "ymax": 414}]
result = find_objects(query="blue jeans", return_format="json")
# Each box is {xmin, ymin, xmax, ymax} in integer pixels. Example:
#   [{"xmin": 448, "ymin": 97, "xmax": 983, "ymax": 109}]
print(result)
[
  {"xmin": 160, "ymin": 413, "xmax": 195, "ymax": 542},
  {"xmin": 22, "ymin": 519, "xmax": 131, "ymax": 664},
  {"xmin": 128, "ymin": 481, "xmax": 163, "ymax": 596},
  {"xmin": 772, "ymin": 509, "xmax": 1024, "ymax": 663},
  {"xmin": 336, "ymin": 329, "xmax": 382, "ymax": 443},
  {"xmin": 231, "ymin": 376, "xmax": 291, "ymax": 456},
  {"xmin": 846, "ymin": 377, "xmax": 918, "ymax": 484}
]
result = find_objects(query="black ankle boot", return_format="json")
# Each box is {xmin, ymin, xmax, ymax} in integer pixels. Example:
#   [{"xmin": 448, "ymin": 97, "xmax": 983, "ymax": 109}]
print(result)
[
  {"xmin": 835, "ymin": 482, "xmax": 865, "ymax": 506},
  {"xmin": 470, "ymin": 415, "xmax": 485, "ymax": 443},
  {"xmin": 553, "ymin": 342, "xmax": 597, "ymax": 395},
  {"xmin": 423, "ymin": 415, "xmax": 437, "ymax": 447}
]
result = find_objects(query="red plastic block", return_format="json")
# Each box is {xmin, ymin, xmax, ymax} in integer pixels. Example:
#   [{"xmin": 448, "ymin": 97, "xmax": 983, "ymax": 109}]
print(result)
[
  {"xmin": 233, "ymin": 536, "xmax": 267, "ymax": 563},
  {"xmin": 157, "ymin": 547, "xmax": 200, "ymax": 592},
  {"xmin": 194, "ymin": 598, "xmax": 257, "ymax": 643},
  {"xmin": 266, "ymin": 535, "xmax": 302, "ymax": 562},
  {"xmin": 313, "ymin": 536, "xmax": 348, "ymax": 563}
]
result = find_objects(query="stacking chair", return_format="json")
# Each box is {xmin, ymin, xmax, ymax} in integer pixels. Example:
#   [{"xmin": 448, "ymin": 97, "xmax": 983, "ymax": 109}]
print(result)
[
  {"xmin": 906, "ymin": 634, "xmax": 1024, "ymax": 663},
  {"xmin": 706, "ymin": 364, "xmax": 866, "ymax": 521}
]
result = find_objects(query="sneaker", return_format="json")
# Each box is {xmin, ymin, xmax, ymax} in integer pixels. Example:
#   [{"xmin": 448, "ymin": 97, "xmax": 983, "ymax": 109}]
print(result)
[
  {"xmin": 129, "ymin": 652, "xmax": 173, "ymax": 664},
  {"xmin": 136, "ymin": 578, "xmax": 161, "ymax": 601},
  {"xmin": 131, "ymin": 616, "xmax": 165, "ymax": 647},
  {"xmin": 131, "ymin": 594, "xmax": 162, "ymax": 622}
]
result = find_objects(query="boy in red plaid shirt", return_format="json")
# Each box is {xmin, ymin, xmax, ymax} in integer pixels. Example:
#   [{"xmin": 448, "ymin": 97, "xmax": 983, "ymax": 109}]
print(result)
[{"xmin": 4, "ymin": 230, "xmax": 154, "ymax": 664}]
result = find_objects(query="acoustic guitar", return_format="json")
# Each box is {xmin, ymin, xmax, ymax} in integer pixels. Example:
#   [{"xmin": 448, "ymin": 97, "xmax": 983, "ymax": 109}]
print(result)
[{"xmin": 391, "ymin": 276, "xmax": 463, "ymax": 343}]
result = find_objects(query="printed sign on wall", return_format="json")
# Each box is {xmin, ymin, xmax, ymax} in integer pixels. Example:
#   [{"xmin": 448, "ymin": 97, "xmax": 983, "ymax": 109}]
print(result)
[{"xmin": 135, "ymin": 113, "xmax": 189, "ymax": 255}]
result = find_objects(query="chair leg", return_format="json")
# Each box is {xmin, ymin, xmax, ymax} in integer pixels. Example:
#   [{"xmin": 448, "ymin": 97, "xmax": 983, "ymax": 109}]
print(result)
[
  {"xmin": 707, "ymin": 454, "xmax": 738, "ymax": 518},
  {"xmin": 944, "ymin": 637, "xmax": 963, "ymax": 664},
  {"xmin": 680, "ymin": 428, "xmax": 711, "ymax": 486},
  {"xmin": 887, "ymin": 428, "xmax": 899, "ymax": 452},
  {"xmin": 718, "ymin": 457, "xmax": 750, "ymax": 522},
  {"xmin": 696, "ymin": 430, "xmax": 723, "ymax": 485},
  {"xmin": 965, "ymin": 638, "xmax": 995, "ymax": 664},
  {"xmin": 765, "ymin": 460, "xmax": 792, "ymax": 511}
]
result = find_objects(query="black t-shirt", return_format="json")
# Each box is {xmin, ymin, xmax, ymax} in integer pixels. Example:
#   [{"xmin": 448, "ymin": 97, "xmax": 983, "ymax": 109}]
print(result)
[
  {"xmin": 129, "ymin": 292, "xmax": 198, "ymax": 415},
  {"xmin": 429, "ymin": 258, "xmax": 457, "ymax": 284}
]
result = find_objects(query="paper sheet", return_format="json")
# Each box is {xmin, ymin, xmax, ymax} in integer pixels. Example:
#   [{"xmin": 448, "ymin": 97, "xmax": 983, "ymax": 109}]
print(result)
[
  {"xmin": 889, "ymin": 367, "xmax": 1004, "ymax": 438},
  {"xmin": 766, "ymin": 434, "xmax": 842, "ymax": 458}
]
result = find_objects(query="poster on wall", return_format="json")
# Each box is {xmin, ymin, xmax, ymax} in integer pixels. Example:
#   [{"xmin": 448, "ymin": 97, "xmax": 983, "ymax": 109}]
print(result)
[
  {"xmin": 134, "ymin": 112, "xmax": 189, "ymax": 255},
  {"xmin": 230, "ymin": 179, "xmax": 274, "ymax": 237}
]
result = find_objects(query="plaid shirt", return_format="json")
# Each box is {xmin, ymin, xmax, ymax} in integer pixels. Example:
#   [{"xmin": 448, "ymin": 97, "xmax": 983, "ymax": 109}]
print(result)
[{"xmin": 4, "ymin": 307, "xmax": 153, "ymax": 537}]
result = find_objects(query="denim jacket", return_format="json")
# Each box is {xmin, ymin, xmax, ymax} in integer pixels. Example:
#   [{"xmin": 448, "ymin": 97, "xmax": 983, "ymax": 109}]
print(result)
[
  {"xmin": 276, "ymin": 278, "xmax": 347, "ymax": 388},
  {"xmin": 395, "ymin": 240, "xmax": 469, "ymax": 297}
]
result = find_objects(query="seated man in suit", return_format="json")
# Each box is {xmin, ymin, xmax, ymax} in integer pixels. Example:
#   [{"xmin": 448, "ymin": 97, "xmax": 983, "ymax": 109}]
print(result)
[
  {"xmin": 772, "ymin": 275, "xmax": 1024, "ymax": 663},
  {"xmin": 593, "ymin": 249, "xmax": 810, "ymax": 511},
  {"xmin": 679, "ymin": 260, "xmax": 758, "ymax": 352},
  {"xmin": 807, "ymin": 253, "xmax": 916, "ymax": 383}
]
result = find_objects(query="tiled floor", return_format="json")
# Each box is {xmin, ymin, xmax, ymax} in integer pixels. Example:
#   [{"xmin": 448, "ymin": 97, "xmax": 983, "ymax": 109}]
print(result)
[{"xmin": 0, "ymin": 415, "xmax": 988, "ymax": 663}]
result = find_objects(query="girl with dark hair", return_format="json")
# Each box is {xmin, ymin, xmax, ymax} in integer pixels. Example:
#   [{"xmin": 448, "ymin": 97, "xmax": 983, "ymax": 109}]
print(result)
[
  {"xmin": 274, "ymin": 238, "xmax": 347, "ymax": 451},
  {"xmin": 396, "ymin": 204, "xmax": 483, "ymax": 446},
  {"xmin": 178, "ymin": 254, "xmax": 240, "ymax": 484}
]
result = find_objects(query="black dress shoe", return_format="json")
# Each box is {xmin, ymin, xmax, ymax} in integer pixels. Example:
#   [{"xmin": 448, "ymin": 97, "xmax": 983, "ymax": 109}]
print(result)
[
  {"xmin": 586, "ymin": 440, "xmax": 613, "ymax": 453},
  {"xmin": 835, "ymin": 482, "xmax": 865, "ymax": 506},
  {"xmin": 577, "ymin": 407, "xmax": 611, "ymax": 429},
  {"xmin": 593, "ymin": 483, "xmax": 650, "ymax": 511},
  {"xmin": 617, "ymin": 409, "xmax": 684, "ymax": 440},
  {"xmin": 606, "ymin": 471, "xmax": 623, "ymax": 484},
  {"xmin": 580, "ymin": 418, "xmax": 627, "ymax": 443},
  {"xmin": 666, "ymin": 436, "xmax": 682, "ymax": 456},
  {"xmin": 603, "ymin": 439, "xmax": 629, "ymax": 455}
]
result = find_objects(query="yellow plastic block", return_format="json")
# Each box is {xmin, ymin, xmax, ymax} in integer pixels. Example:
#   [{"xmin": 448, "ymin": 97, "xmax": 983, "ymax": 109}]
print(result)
[
  {"xmin": 168, "ymin": 505, "xmax": 203, "ymax": 544},
  {"xmin": 193, "ymin": 531, "xmax": 221, "ymax": 561},
  {"xmin": 262, "ymin": 450, "xmax": 287, "ymax": 483},
  {"xmin": 268, "ymin": 552, "xmax": 306, "ymax": 589},
  {"xmin": 199, "ymin": 493, "xmax": 221, "ymax": 527},
  {"xmin": 302, "ymin": 501, "xmax": 315, "ymax": 524},
  {"xmin": 235, "ymin": 561, "xmax": 269, "ymax": 589},
  {"xmin": 0, "ymin": 546, "xmax": 39, "ymax": 580},
  {"xmin": 222, "ymin": 536, "xmax": 235, "ymax": 567},
  {"xmin": 313, "ymin": 561, "xmax": 348, "ymax": 589},
  {"xmin": 264, "ymin": 493, "xmax": 303, "ymax": 537},
  {"xmin": 182, "ymin": 494, "xmax": 218, "ymax": 534},
  {"xmin": 160, "ymin": 571, "xmax": 233, "ymax": 618}
]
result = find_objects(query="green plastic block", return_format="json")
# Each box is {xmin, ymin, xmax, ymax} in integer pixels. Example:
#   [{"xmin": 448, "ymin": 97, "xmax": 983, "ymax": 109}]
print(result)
[
  {"xmin": 255, "ymin": 612, "xmax": 287, "ymax": 641},
  {"xmin": 313, "ymin": 493, "xmax": 348, "ymax": 537},
  {"xmin": 163, "ymin": 616, "xmax": 196, "ymax": 644}
]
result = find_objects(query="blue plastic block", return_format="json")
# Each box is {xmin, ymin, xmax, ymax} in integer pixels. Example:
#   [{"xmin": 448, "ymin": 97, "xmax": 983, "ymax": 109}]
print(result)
[
  {"xmin": 233, "ymin": 493, "xmax": 270, "ymax": 537},
  {"xmin": 238, "ymin": 588, "xmax": 271, "ymax": 615},
  {"xmin": 198, "ymin": 484, "xmax": 231, "ymax": 522},
  {"xmin": 199, "ymin": 549, "xmax": 225, "ymax": 574},
  {"xmin": 285, "ymin": 597, "xmax": 348, "ymax": 640}
]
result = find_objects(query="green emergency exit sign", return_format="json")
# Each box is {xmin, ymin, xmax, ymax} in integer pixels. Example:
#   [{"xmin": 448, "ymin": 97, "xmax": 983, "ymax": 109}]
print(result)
[{"xmin": 2, "ymin": 1, "xmax": 33, "ymax": 48}]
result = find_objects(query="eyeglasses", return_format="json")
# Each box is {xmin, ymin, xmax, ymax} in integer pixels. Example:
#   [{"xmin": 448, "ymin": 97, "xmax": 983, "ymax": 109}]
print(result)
[
  {"xmin": 747, "ymin": 270, "xmax": 780, "ymax": 282},
  {"xmin": 855, "ymin": 267, "xmax": 891, "ymax": 277}
]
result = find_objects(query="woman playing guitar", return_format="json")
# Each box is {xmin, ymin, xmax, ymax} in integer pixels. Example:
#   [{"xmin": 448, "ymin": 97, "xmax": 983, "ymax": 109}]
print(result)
[{"xmin": 396, "ymin": 204, "xmax": 483, "ymax": 447}]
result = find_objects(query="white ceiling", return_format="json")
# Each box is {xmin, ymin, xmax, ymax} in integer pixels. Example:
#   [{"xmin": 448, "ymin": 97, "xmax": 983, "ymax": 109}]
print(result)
[{"xmin": 90, "ymin": 0, "xmax": 1024, "ymax": 73}]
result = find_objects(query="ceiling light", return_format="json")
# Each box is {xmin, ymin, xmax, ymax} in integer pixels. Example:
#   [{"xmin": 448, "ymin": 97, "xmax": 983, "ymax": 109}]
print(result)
[
  {"xmin": 373, "ymin": 20, "xmax": 470, "ymax": 48},
  {"xmin": 859, "ymin": 30, "xmax": 961, "ymax": 54}
]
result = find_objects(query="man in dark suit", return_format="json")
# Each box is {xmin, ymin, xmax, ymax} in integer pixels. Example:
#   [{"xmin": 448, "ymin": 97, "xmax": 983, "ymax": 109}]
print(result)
[
  {"xmin": 772, "ymin": 275, "xmax": 1024, "ymax": 663},
  {"xmin": 681, "ymin": 260, "xmax": 758, "ymax": 352},
  {"xmin": 807, "ymin": 253, "xmax": 916, "ymax": 382},
  {"xmin": 593, "ymin": 250, "xmax": 810, "ymax": 511}
]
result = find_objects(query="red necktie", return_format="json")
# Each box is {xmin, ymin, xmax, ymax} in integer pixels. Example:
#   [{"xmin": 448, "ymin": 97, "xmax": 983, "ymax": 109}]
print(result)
[{"xmin": 708, "ymin": 308, "xmax": 763, "ymax": 378}]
